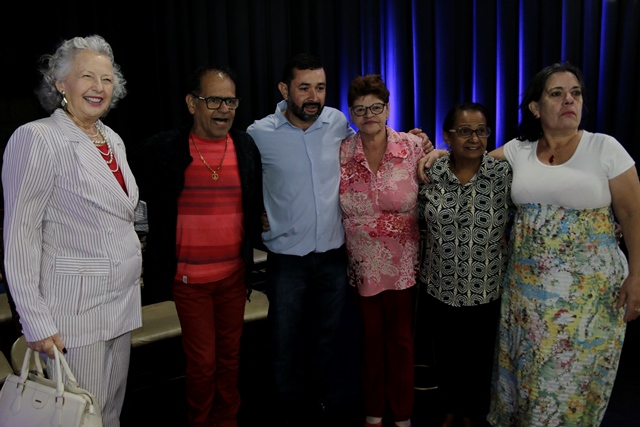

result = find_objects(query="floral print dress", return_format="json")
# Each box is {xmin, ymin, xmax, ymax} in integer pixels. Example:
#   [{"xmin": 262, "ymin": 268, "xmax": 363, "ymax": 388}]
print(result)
[{"xmin": 488, "ymin": 203, "xmax": 627, "ymax": 427}]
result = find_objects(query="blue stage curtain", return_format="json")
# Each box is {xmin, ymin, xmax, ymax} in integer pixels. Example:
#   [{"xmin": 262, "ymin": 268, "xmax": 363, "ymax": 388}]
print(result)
[
  {"xmin": 323, "ymin": 0, "xmax": 640, "ymax": 152},
  {"xmin": 1, "ymin": 0, "xmax": 639, "ymax": 158}
]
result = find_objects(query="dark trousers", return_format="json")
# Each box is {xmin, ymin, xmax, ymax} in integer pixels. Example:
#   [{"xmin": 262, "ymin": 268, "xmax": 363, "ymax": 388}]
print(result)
[
  {"xmin": 425, "ymin": 294, "xmax": 500, "ymax": 418},
  {"xmin": 356, "ymin": 287, "xmax": 415, "ymax": 421},
  {"xmin": 172, "ymin": 267, "xmax": 247, "ymax": 427},
  {"xmin": 266, "ymin": 245, "xmax": 348, "ymax": 417}
]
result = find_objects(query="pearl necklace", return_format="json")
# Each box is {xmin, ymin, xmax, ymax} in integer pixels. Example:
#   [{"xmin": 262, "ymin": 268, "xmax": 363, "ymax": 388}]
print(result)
[
  {"xmin": 86, "ymin": 127, "xmax": 99, "ymax": 139},
  {"xmin": 95, "ymin": 123, "xmax": 119, "ymax": 173},
  {"xmin": 190, "ymin": 134, "xmax": 228, "ymax": 180},
  {"xmin": 64, "ymin": 112, "xmax": 115, "ymax": 172}
]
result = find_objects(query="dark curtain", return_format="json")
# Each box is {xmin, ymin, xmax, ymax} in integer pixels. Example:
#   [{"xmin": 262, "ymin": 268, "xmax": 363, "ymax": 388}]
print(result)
[{"xmin": 1, "ymin": 0, "xmax": 639, "ymax": 157}]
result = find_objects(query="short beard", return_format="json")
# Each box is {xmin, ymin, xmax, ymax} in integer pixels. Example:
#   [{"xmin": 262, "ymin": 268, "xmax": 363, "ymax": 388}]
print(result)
[{"xmin": 287, "ymin": 98, "xmax": 323, "ymax": 122}]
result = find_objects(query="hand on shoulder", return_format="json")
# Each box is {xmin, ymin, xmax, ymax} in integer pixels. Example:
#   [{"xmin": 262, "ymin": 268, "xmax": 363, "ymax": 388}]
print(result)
[{"xmin": 418, "ymin": 149, "xmax": 448, "ymax": 183}]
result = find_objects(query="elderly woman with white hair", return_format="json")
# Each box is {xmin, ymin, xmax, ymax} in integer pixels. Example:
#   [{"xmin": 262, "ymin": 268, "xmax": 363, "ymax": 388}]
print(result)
[{"xmin": 2, "ymin": 34, "xmax": 141, "ymax": 427}]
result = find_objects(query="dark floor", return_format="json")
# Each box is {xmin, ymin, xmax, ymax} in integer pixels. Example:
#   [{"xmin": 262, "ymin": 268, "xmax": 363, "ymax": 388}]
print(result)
[{"xmin": 120, "ymin": 293, "xmax": 640, "ymax": 427}]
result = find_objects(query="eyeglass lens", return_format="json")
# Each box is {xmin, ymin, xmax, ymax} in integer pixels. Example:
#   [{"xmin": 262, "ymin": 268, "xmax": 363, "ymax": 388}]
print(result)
[
  {"xmin": 206, "ymin": 97, "xmax": 240, "ymax": 110},
  {"xmin": 454, "ymin": 126, "xmax": 491, "ymax": 138},
  {"xmin": 193, "ymin": 94, "xmax": 240, "ymax": 110},
  {"xmin": 352, "ymin": 103, "xmax": 385, "ymax": 116}
]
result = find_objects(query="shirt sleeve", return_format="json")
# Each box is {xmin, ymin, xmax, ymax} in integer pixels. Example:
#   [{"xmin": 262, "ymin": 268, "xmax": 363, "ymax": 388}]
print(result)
[
  {"xmin": 599, "ymin": 134, "xmax": 635, "ymax": 180},
  {"xmin": 2, "ymin": 124, "xmax": 58, "ymax": 341}
]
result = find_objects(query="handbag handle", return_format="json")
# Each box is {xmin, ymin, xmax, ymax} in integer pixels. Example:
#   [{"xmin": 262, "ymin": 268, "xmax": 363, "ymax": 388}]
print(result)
[
  {"xmin": 51, "ymin": 346, "xmax": 81, "ymax": 390},
  {"xmin": 52, "ymin": 346, "xmax": 65, "ymax": 398},
  {"xmin": 19, "ymin": 348, "xmax": 45, "ymax": 381},
  {"xmin": 50, "ymin": 346, "xmax": 96, "ymax": 425},
  {"xmin": 52, "ymin": 347, "xmax": 100, "ymax": 422},
  {"xmin": 20, "ymin": 347, "xmax": 81, "ymax": 394}
]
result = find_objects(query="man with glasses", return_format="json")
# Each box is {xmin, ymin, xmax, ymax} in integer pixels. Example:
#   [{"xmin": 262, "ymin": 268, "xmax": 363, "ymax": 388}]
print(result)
[
  {"xmin": 130, "ymin": 66, "xmax": 263, "ymax": 427},
  {"xmin": 247, "ymin": 54, "xmax": 430, "ymax": 426}
]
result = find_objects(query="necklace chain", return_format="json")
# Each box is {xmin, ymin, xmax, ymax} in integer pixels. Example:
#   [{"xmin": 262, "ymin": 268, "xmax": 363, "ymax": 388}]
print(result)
[
  {"xmin": 543, "ymin": 131, "xmax": 580, "ymax": 164},
  {"xmin": 190, "ymin": 134, "xmax": 228, "ymax": 180},
  {"xmin": 86, "ymin": 127, "xmax": 99, "ymax": 138}
]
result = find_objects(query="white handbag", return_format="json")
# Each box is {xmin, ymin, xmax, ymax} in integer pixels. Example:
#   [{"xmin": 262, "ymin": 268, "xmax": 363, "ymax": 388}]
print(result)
[{"xmin": 0, "ymin": 345, "xmax": 102, "ymax": 427}]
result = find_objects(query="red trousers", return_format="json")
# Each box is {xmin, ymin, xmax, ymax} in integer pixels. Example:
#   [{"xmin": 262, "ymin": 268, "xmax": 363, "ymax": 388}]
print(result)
[
  {"xmin": 356, "ymin": 287, "xmax": 415, "ymax": 421},
  {"xmin": 172, "ymin": 267, "xmax": 247, "ymax": 427}
]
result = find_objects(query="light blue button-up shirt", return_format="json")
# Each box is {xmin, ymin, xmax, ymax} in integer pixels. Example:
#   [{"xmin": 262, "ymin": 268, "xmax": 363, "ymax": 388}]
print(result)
[{"xmin": 247, "ymin": 100, "xmax": 355, "ymax": 255}]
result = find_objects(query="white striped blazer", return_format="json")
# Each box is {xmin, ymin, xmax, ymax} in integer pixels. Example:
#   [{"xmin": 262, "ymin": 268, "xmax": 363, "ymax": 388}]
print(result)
[{"xmin": 2, "ymin": 109, "xmax": 142, "ymax": 348}]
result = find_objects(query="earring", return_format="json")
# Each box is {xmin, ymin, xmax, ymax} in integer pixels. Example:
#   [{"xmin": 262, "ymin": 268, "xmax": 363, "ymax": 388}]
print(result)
[{"xmin": 61, "ymin": 91, "xmax": 68, "ymax": 109}]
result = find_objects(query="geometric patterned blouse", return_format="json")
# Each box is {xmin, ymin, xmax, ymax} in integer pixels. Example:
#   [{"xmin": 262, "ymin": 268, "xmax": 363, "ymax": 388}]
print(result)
[{"xmin": 418, "ymin": 153, "xmax": 514, "ymax": 306}]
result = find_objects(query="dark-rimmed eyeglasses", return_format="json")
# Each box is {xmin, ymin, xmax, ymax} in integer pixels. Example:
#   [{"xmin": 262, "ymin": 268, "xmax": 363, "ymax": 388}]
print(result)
[
  {"xmin": 351, "ymin": 103, "xmax": 386, "ymax": 116},
  {"xmin": 191, "ymin": 94, "xmax": 241, "ymax": 110},
  {"xmin": 448, "ymin": 126, "xmax": 491, "ymax": 138}
]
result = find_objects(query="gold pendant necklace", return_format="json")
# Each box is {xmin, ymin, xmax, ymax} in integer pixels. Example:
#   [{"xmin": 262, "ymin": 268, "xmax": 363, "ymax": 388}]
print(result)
[{"xmin": 190, "ymin": 134, "xmax": 228, "ymax": 180}]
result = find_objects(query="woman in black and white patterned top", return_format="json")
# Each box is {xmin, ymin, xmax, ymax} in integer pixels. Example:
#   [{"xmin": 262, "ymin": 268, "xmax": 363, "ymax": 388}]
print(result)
[{"xmin": 417, "ymin": 102, "xmax": 514, "ymax": 427}]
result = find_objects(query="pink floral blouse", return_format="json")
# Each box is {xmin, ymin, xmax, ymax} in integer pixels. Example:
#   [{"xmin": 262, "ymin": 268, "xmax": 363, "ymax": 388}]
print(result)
[{"xmin": 339, "ymin": 127, "xmax": 425, "ymax": 296}]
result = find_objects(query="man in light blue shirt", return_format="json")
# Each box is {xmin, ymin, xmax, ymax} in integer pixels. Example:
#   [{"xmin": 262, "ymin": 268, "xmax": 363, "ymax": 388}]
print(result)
[
  {"xmin": 249, "ymin": 88, "xmax": 354, "ymax": 256},
  {"xmin": 247, "ymin": 53, "xmax": 354, "ymax": 426}
]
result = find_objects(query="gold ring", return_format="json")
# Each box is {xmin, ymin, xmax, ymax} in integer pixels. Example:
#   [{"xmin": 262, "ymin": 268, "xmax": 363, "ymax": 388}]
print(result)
[{"xmin": 635, "ymin": 307, "xmax": 640, "ymax": 314}]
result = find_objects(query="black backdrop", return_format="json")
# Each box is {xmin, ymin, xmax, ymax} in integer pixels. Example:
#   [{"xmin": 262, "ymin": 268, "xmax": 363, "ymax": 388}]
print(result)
[{"xmin": 1, "ymin": 0, "xmax": 639, "ymax": 157}]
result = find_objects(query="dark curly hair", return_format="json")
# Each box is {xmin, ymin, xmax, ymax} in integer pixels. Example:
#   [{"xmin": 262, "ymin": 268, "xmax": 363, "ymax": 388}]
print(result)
[{"xmin": 518, "ymin": 62, "xmax": 586, "ymax": 142}]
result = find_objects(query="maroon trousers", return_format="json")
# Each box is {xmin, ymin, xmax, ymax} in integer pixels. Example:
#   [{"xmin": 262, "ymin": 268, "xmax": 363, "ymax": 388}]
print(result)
[
  {"xmin": 355, "ymin": 287, "xmax": 415, "ymax": 421},
  {"xmin": 172, "ymin": 267, "xmax": 247, "ymax": 427}
]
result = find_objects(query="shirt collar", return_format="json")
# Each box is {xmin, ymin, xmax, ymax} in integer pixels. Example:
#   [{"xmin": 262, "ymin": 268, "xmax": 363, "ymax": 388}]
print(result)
[
  {"xmin": 350, "ymin": 126, "xmax": 410, "ymax": 163},
  {"xmin": 431, "ymin": 152, "xmax": 495, "ymax": 181}
]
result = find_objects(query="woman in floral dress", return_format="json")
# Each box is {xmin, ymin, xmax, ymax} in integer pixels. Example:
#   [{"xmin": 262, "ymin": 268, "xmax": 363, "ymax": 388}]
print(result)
[
  {"xmin": 483, "ymin": 62, "xmax": 640, "ymax": 427},
  {"xmin": 339, "ymin": 74, "xmax": 425, "ymax": 427}
]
